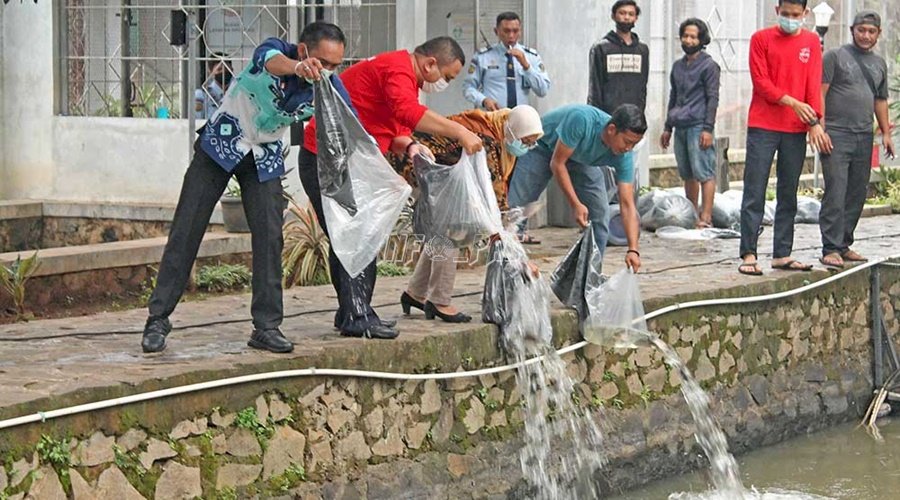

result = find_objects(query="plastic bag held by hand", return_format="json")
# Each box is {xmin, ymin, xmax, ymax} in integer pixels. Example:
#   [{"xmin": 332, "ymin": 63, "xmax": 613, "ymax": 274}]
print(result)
[
  {"xmin": 583, "ymin": 269, "xmax": 648, "ymax": 348},
  {"xmin": 550, "ymin": 225, "xmax": 603, "ymax": 323},
  {"xmin": 413, "ymin": 151, "xmax": 503, "ymax": 248},
  {"xmin": 313, "ymin": 78, "xmax": 412, "ymax": 277}
]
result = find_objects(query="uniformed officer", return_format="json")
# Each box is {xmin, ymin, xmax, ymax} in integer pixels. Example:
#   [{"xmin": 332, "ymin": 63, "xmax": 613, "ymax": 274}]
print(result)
[{"xmin": 463, "ymin": 11, "xmax": 550, "ymax": 111}]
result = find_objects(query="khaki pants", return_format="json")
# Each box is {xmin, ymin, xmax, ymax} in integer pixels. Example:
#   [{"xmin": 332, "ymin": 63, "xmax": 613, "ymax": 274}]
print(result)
[{"xmin": 406, "ymin": 248, "xmax": 459, "ymax": 306}]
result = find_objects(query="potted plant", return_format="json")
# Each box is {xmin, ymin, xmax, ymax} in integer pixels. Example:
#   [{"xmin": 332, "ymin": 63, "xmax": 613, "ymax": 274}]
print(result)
[{"xmin": 220, "ymin": 180, "xmax": 250, "ymax": 233}]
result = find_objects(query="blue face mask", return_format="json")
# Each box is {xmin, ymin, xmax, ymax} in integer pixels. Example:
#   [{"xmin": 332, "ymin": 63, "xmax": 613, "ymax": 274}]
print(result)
[
  {"xmin": 778, "ymin": 15, "xmax": 803, "ymax": 34},
  {"xmin": 507, "ymin": 139, "xmax": 531, "ymax": 157}
]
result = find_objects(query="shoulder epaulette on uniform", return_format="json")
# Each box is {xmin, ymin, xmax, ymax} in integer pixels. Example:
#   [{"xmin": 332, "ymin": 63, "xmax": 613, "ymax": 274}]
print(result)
[
  {"xmin": 476, "ymin": 46, "xmax": 491, "ymax": 54},
  {"xmin": 522, "ymin": 46, "xmax": 538, "ymax": 56}
]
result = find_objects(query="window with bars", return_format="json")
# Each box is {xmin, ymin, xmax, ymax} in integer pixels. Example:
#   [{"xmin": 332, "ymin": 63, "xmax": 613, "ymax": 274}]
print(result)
[{"xmin": 57, "ymin": 1, "xmax": 396, "ymax": 118}]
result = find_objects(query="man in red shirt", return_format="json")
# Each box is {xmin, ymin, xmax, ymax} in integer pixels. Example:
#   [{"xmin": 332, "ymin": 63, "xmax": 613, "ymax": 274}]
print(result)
[
  {"xmin": 299, "ymin": 36, "xmax": 483, "ymax": 340},
  {"xmin": 738, "ymin": 0, "xmax": 832, "ymax": 276}
]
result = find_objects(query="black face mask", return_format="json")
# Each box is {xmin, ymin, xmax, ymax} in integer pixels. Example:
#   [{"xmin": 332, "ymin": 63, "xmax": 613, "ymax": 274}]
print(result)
[
  {"xmin": 215, "ymin": 71, "xmax": 232, "ymax": 88},
  {"xmin": 682, "ymin": 43, "xmax": 703, "ymax": 55},
  {"xmin": 616, "ymin": 21, "xmax": 634, "ymax": 33}
]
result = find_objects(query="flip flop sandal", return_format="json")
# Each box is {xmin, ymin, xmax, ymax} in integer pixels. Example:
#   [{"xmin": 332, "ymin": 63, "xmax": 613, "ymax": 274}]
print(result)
[
  {"xmin": 771, "ymin": 260, "xmax": 813, "ymax": 271},
  {"xmin": 841, "ymin": 251, "xmax": 868, "ymax": 262},
  {"xmin": 738, "ymin": 263, "xmax": 763, "ymax": 276},
  {"xmin": 518, "ymin": 234, "xmax": 542, "ymax": 245},
  {"xmin": 819, "ymin": 256, "xmax": 844, "ymax": 269}
]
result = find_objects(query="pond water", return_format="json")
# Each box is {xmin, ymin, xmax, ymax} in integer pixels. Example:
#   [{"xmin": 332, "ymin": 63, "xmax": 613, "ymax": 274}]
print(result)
[{"xmin": 612, "ymin": 418, "xmax": 900, "ymax": 499}]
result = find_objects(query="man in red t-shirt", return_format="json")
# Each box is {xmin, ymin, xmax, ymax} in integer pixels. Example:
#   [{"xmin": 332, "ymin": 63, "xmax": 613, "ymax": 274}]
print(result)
[
  {"xmin": 299, "ymin": 36, "xmax": 483, "ymax": 340},
  {"xmin": 738, "ymin": 0, "xmax": 832, "ymax": 276}
]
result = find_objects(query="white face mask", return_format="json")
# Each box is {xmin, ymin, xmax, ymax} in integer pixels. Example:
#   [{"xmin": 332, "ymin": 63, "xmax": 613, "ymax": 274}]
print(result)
[{"xmin": 422, "ymin": 76, "xmax": 450, "ymax": 94}]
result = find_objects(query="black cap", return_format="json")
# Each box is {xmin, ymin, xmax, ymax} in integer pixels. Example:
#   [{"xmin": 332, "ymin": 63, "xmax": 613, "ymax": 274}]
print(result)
[{"xmin": 852, "ymin": 10, "xmax": 881, "ymax": 29}]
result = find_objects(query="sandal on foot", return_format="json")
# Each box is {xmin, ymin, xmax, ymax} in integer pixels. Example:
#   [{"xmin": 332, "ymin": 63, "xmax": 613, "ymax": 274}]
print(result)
[
  {"xmin": 819, "ymin": 254, "xmax": 844, "ymax": 269},
  {"xmin": 738, "ymin": 262, "xmax": 763, "ymax": 276},
  {"xmin": 841, "ymin": 250, "xmax": 868, "ymax": 262},
  {"xmin": 518, "ymin": 233, "xmax": 542, "ymax": 245},
  {"xmin": 771, "ymin": 259, "xmax": 813, "ymax": 271}
]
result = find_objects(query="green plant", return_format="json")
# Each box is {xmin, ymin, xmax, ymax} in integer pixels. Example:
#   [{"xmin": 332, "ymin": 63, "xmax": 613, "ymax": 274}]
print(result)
[
  {"xmin": 113, "ymin": 444, "xmax": 146, "ymax": 478},
  {"xmin": 138, "ymin": 266, "xmax": 158, "ymax": 306},
  {"xmin": 765, "ymin": 189, "xmax": 776, "ymax": 201},
  {"xmin": 35, "ymin": 434, "xmax": 71, "ymax": 480},
  {"xmin": 639, "ymin": 387, "xmax": 654, "ymax": 407},
  {"xmin": 0, "ymin": 251, "xmax": 41, "ymax": 321},
  {"xmin": 217, "ymin": 487, "xmax": 238, "ymax": 500},
  {"xmin": 225, "ymin": 179, "xmax": 241, "ymax": 198},
  {"xmin": 282, "ymin": 193, "xmax": 331, "ymax": 288},
  {"xmin": 268, "ymin": 464, "xmax": 307, "ymax": 493},
  {"xmin": 195, "ymin": 263, "xmax": 251, "ymax": 292},
  {"xmin": 376, "ymin": 261, "xmax": 411, "ymax": 277},
  {"xmin": 602, "ymin": 371, "xmax": 618, "ymax": 382},
  {"xmin": 872, "ymin": 166, "xmax": 900, "ymax": 212},
  {"xmin": 234, "ymin": 407, "xmax": 272, "ymax": 440},
  {"xmin": 590, "ymin": 396, "xmax": 605, "ymax": 408},
  {"xmin": 612, "ymin": 398, "xmax": 624, "ymax": 410}
]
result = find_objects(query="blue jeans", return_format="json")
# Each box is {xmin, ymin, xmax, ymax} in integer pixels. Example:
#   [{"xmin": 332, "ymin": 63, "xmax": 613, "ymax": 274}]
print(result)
[
  {"xmin": 674, "ymin": 125, "xmax": 716, "ymax": 181},
  {"xmin": 508, "ymin": 147, "xmax": 610, "ymax": 254}
]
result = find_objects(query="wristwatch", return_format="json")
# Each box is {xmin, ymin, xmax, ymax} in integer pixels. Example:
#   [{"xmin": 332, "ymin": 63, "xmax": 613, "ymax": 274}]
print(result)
[{"xmin": 808, "ymin": 118, "xmax": 820, "ymax": 127}]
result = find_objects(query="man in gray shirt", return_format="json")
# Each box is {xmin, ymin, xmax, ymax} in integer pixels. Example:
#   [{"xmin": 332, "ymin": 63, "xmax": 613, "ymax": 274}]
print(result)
[{"xmin": 818, "ymin": 11, "xmax": 894, "ymax": 268}]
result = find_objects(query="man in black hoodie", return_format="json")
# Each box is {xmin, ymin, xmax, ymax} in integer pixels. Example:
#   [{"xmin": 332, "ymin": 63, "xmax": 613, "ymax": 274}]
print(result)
[{"xmin": 588, "ymin": 0, "xmax": 649, "ymax": 114}]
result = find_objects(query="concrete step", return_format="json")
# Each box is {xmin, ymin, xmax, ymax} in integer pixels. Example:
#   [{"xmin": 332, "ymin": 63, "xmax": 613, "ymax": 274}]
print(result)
[{"xmin": 0, "ymin": 232, "xmax": 251, "ymax": 277}]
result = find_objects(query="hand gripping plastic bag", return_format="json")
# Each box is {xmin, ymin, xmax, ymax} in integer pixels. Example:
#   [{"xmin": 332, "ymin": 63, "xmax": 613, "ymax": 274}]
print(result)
[
  {"xmin": 413, "ymin": 150, "xmax": 503, "ymax": 248},
  {"xmin": 314, "ymin": 78, "xmax": 412, "ymax": 277},
  {"xmin": 637, "ymin": 190, "xmax": 698, "ymax": 231},
  {"xmin": 549, "ymin": 225, "xmax": 604, "ymax": 323},
  {"xmin": 582, "ymin": 269, "xmax": 649, "ymax": 348}
]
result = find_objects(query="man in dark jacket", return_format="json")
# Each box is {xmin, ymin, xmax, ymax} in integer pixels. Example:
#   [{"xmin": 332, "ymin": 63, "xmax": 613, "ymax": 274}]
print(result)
[
  {"xmin": 660, "ymin": 19, "xmax": 721, "ymax": 228},
  {"xmin": 588, "ymin": 0, "xmax": 650, "ymax": 114}
]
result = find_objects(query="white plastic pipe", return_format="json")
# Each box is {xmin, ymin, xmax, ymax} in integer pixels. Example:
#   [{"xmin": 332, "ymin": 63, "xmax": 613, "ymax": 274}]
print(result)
[{"xmin": 0, "ymin": 255, "xmax": 896, "ymax": 430}]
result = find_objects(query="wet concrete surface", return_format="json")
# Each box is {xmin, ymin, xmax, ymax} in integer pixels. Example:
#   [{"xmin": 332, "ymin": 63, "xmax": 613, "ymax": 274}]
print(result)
[{"xmin": 1, "ymin": 214, "xmax": 899, "ymax": 414}]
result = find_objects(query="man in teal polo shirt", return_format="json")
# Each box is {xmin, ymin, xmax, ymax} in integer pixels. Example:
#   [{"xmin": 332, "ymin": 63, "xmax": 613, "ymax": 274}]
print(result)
[{"xmin": 507, "ymin": 103, "xmax": 645, "ymax": 271}]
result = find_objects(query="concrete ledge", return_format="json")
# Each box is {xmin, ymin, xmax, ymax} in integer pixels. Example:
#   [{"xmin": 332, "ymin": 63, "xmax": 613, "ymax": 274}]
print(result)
[
  {"xmin": 0, "ymin": 232, "xmax": 251, "ymax": 277},
  {"xmin": 0, "ymin": 200, "xmax": 43, "ymax": 220},
  {"xmin": 0, "ymin": 200, "xmax": 225, "ymax": 225}
]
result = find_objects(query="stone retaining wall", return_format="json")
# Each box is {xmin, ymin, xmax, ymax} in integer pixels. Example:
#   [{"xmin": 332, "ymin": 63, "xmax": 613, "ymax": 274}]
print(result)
[{"xmin": 1, "ymin": 269, "xmax": 896, "ymax": 499}]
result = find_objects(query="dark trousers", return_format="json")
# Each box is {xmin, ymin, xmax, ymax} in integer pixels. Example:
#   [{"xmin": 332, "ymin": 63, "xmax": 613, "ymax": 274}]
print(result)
[
  {"xmin": 297, "ymin": 147, "xmax": 381, "ymax": 333},
  {"xmin": 819, "ymin": 130, "xmax": 873, "ymax": 256},
  {"xmin": 740, "ymin": 128, "xmax": 808, "ymax": 259},
  {"xmin": 149, "ymin": 141, "xmax": 285, "ymax": 330}
]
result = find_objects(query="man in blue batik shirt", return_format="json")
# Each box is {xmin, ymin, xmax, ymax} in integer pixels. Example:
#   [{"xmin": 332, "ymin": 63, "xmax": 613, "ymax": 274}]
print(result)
[
  {"xmin": 141, "ymin": 22, "xmax": 355, "ymax": 355},
  {"xmin": 463, "ymin": 11, "xmax": 550, "ymax": 111}
]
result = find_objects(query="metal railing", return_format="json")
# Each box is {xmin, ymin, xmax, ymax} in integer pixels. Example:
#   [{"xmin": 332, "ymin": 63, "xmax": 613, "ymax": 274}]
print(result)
[{"xmin": 57, "ymin": 1, "xmax": 396, "ymax": 118}]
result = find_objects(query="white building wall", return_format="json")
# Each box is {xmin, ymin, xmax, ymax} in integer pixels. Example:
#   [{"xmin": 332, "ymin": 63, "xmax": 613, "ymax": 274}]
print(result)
[{"xmin": 2, "ymin": 1, "xmax": 56, "ymax": 201}]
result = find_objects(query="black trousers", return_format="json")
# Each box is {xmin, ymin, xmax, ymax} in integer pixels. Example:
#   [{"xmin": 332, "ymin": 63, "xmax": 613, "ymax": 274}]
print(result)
[
  {"xmin": 739, "ymin": 128, "xmax": 808, "ymax": 259},
  {"xmin": 149, "ymin": 141, "xmax": 286, "ymax": 330},
  {"xmin": 819, "ymin": 130, "xmax": 873, "ymax": 256},
  {"xmin": 297, "ymin": 147, "xmax": 381, "ymax": 333}
]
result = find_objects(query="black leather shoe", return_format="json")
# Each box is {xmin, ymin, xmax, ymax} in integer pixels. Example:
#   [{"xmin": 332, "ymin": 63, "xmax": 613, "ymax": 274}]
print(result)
[
  {"xmin": 400, "ymin": 292, "xmax": 426, "ymax": 314},
  {"xmin": 141, "ymin": 317, "xmax": 172, "ymax": 353},
  {"xmin": 248, "ymin": 328, "xmax": 294, "ymax": 353},
  {"xmin": 341, "ymin": 323, "xmax": 399, "ymax": 340},
  {"xmin": 424, "ymin": 302, "xmax": 472, "ymax": 323}
]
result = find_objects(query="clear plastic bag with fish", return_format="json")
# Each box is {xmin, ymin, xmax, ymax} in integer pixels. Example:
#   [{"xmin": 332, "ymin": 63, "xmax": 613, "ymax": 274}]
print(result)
[
  {"xmin": 413, "ymin": 150, "xmax": 503, "ymax": 248},
  {"xmin": 582, "ymin": 268, "xmax": 649, "ymax": 348},
  {"xmin": 314, "ymin": 77, "xmax": 412, "ymax": 277},
  {"xmin": 711, "ymin": 189, "xmax": 743, "ymax": 230}
]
